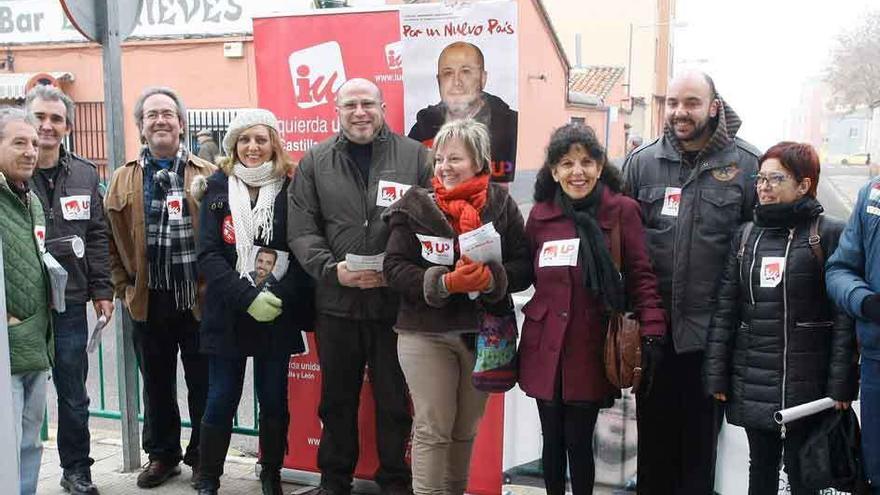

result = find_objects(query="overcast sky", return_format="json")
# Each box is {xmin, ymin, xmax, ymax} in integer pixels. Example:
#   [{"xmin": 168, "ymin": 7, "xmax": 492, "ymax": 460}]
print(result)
[{"xmin": 673, "ymin": 0, "xmax": 876, "ymax": 150}]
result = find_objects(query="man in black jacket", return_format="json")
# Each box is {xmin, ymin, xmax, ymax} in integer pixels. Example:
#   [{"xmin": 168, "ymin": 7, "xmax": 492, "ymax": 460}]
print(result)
[
  {"xmin": 290, "ymin": 78, "xmax": 432, "ymax": 495},
  {"xmin": 623, "ymin": 72, "xmax": 760, "ymax": 494},
  {"xmin": 407, "ymin": 41, "xmax": 517, "ymax": 183},
  {"xmin": 26, "ymin": 85, "xmax": 113, "ymax": 495}
]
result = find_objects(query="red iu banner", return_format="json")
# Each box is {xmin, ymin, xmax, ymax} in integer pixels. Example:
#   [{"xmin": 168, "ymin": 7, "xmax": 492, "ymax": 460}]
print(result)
[
  {"xmin": 254, "ymin": 10, "xmax": 504, "ymax": 495},
  {"xmin": 254, "ymin": 10, "xmax": 405, "ymax": 159}
]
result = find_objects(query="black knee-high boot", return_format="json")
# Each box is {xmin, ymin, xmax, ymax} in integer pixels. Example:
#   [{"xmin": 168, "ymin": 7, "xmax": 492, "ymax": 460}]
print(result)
[
  {"xmin": 197, "ymin": 421, "xmax": 233, "ymax": 494},
  {"xmin": 258, "ymin": 413, "xmax": 289, "ymax": 495}
]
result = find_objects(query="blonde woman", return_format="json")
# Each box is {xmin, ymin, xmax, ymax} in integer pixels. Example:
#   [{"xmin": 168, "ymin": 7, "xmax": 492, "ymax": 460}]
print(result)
[
  {"xmin": 196, "ymin": 109, "xmax": 314, "ymax": 494},
  {"xmin": 383, "ymin": 119, "xmax": 531, "ymax": 494}
]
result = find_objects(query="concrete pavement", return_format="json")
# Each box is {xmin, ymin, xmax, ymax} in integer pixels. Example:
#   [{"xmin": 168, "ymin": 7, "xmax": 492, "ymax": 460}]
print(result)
[{"xmin": 35, "ymin": 425, "xmax": 629, "ymax": 494}]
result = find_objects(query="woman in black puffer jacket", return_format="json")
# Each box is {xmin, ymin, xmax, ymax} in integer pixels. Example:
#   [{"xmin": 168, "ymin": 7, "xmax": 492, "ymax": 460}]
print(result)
[{"xmin": 704, "ymin": 141, "xmax": 858, "ymax": 495}]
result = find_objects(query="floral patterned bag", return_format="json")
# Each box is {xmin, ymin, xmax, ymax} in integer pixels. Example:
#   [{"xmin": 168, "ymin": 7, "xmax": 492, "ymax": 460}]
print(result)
[{"xmin": 472, "ymin": 312, "xmax": 518, "ymax": 393}]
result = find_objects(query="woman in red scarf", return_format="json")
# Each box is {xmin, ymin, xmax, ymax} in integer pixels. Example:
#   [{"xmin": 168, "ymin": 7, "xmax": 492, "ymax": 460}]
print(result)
[{"xmin": 384, "ymin": 119, "xmax": 531, "ymax": 494}]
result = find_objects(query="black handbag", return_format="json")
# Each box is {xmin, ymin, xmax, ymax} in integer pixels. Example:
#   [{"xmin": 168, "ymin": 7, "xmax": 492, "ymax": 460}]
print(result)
[{"xmin": 799, "ymin": 408, "xmax": 870, "ymax": 493}]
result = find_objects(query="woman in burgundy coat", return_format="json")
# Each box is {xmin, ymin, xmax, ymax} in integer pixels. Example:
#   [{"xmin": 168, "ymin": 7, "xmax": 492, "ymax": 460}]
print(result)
[{"xmin": 519, "ymin": 124, "xmax": 666, "ymax": 495}]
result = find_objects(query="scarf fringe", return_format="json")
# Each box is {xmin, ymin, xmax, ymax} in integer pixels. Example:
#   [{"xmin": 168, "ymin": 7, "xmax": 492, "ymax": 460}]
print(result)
[{"xmin": 144, "ymin": 147, "xmax": 200, "ymax": 312}]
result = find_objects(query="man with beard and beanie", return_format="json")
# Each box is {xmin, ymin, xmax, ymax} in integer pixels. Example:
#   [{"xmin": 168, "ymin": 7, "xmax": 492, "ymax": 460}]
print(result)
[
  {"xmin": 105, "ymin": 86, "xmax": 215, "ymax": 488},
  {"xmin": 622, "ymin": 71, "xmax": 760, "ymax": 494},
  {"xmin": 408, "ymin": 41, "xmax": 518, "ymax": 184},
  {"xmin": 25, "ymin": 84, "xmax": 112, "ymax": 495},
  {"xmin": 289, "ymin": 78, "xmax": 432, "ymax": 495}
]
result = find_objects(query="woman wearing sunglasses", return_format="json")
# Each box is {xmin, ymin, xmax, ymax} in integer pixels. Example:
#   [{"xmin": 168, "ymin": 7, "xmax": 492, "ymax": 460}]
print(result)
[{"xmin": 704, "ymin": 141, "xmax": 858, "ymax": 494}]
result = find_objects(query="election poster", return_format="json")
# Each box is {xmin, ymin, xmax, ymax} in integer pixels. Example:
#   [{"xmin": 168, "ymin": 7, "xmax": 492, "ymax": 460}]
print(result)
[
  {"xmin": 253, "ymin": 9, "xmax": 404, "ymax": 160},
  {"xmin": 400, "ymin": 1, "xmax": 518, "ymax": 183}
]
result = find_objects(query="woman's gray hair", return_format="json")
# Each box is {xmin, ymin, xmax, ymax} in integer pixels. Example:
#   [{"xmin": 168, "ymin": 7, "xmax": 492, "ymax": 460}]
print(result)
[
  {"xmin": 431, "ymin": 119, "xmax": 492, "ymax": 175},
  {"xmin": 133, "ymin": 86, "xmax": 187, "ymax": 134},
  {"xmin": 0, "ymin": 107, "xmax": 36, "ymax": 140}
]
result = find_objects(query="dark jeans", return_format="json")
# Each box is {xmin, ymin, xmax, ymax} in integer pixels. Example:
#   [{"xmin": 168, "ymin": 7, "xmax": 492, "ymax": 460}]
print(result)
[
  {"xmin": 636, "ymin": 342, "xmax": 722, "ymax": 494},
  {"xmin": 315, "ymin": 314, "xmax": 412, "ymax": 494},
  {"xmin": 52, "ymin": 303, "xmax": 92, "ymax": 472},
  {"xmin": 202, "ymin": 354, "xmax": 290, "ymax": 427},
  {"xmin": 536, "ymin": 400, "xmax": 600, "ymax": 495},
  {"xmin": 130, "ymin": 291, "xmax": 208, "ymax": 466},
  {"xmin": 746, "ymin": 424, "xmax": 816, "ymax": 495}
]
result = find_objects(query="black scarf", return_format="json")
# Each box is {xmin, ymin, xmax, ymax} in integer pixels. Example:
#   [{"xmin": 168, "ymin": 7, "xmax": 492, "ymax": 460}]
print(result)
[
  {"xmin": 557, "ymin": 182, "xmax": 625, "ymax": 312},
  {"xmin": 754, "ymin": 196, "xmax": 823, "ymax": 229}
]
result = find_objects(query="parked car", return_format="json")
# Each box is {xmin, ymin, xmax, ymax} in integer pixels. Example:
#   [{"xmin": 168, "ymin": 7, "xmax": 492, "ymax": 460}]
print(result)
[{"xmin": 841, "ymin": 152, "xmax": 871, "ymax": 165}]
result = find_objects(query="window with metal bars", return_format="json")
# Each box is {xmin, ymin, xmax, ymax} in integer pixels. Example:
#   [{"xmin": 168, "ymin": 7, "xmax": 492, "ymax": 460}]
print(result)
[{"xmin": 186, "ymin": 108, "xmax": 244, "ymax": 159}]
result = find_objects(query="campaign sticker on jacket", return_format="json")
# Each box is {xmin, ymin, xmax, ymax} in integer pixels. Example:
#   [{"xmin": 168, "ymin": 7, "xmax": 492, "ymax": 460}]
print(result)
[
  {"xmin": 760, "ymin": 256, "xmax": 786, "ymax": 288},
  {"xmin": 869, "ymin": 184, "xmax": 880, "ymax": 201},
  {"xmin": 868, "ymin": 205, "xmax": 880, "ymax": 216},
  {"xmin": 376, "ymin": 180, "xmax": 411, "ymax": 208},
  {"xmin": 34, "ymin": 225, "xmax": 46, "ymax": 253},
  {"xmin": 538, "ymin": 239, "xmax": 580, "ymax": 267},
  {"xmin": 661, "ymin": 187, "xmax": 682, "ymax": 217},
  {"xmin": 415, "ymin": 233, "xmax": 454, "ymax": 266},
  {"xmin": 167, "ymin": 195, "xmax": 184, "ymax": 221},
  {"xmin": 59, "ymin": 195, "xmax": 91, "ymax": 220},
  {"xmin": 222, "ymin": 215, "xmax": 235, "ymax": 245}
]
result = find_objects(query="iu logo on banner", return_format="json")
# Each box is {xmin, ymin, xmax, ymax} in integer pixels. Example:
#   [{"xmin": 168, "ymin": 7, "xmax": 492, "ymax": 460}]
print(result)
[
  {"xmin": 288, "ymin": 41, "xmax": 348, "ymax": 109},
  {"xmin": 384, "ymin": 41, "xmax": 403, "ymax": 70}
]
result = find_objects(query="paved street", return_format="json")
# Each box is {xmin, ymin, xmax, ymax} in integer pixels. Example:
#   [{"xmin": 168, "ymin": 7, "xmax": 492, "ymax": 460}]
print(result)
[{"xmin": 820, "ymin": 163, "xmax": 876, "ymax": 219}]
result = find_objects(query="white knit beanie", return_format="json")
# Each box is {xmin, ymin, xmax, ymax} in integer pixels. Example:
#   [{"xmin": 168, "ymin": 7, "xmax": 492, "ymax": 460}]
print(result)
[{"xmin": 222, "ymin": 108, "xmax": 280, "ymax": 156}]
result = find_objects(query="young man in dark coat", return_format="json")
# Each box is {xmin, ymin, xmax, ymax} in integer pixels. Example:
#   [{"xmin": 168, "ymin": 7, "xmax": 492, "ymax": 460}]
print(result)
[
  {"xmin": 26, "ymin": 84, "xmax": 113, "ymax": 495},
  {"xmin": 623, "ymin": 71, "xmax": 760, "ymax": 494}
]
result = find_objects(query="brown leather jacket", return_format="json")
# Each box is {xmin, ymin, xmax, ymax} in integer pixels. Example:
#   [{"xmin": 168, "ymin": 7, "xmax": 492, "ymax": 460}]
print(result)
[{"xmin": 105, "ymin": 152, "xmax": 215, "ymax": 322}]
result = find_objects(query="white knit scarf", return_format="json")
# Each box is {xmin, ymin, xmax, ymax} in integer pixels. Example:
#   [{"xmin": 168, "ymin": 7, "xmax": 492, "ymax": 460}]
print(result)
[{"xmin": 228, "ymin": 161, "xmax": 283, "ymax": 277}]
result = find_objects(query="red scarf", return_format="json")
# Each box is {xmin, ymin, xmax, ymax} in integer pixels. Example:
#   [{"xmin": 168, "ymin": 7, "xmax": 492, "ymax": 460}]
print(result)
[{"xmin": 432, "ymin": 174, "xmax": 490, "ymax": 234}]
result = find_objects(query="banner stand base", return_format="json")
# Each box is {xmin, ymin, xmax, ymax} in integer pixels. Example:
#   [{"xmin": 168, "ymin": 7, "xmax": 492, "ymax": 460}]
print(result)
[{"xmin": 275, "ymin": 467, "xmax": 381, "ymax": 494}]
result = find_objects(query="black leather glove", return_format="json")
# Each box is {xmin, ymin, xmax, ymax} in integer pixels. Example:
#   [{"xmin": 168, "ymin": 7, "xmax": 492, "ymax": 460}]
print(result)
[
  {"xmin": 639, "ymin": 335, "xmax": 665, "ymax": 397},
  {"xmin": 863, "ymin": 294, "xmax": 880, "ymax": 325}
]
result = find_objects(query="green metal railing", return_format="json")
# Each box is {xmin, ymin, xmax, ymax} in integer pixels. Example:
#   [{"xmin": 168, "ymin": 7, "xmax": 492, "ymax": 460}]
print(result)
[{"xmin": 43, "ymin": 335, "xmax": 262, "ymax": 440}]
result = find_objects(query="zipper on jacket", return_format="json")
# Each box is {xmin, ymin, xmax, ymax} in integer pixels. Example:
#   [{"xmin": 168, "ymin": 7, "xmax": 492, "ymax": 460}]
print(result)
[
  {"xmin": 748, "ymin": 230, "xmax": 764, "ymax": 306},
  {"xmin": 342, "ymin": 152, "xmax": 372, "ymax": 252},
  {"xmin": 780, "ymin": 227, "xmax": 795, "ymax": 439}
]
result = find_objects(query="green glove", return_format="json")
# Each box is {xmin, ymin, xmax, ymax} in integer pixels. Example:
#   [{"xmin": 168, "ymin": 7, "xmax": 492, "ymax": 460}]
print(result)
[{"xmin": 247, "ymin": 291, "xmax": 283, "ymax": 322}]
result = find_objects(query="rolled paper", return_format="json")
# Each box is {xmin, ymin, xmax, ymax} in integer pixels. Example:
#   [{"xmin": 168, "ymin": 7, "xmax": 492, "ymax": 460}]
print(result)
[
  {"xmin": 45, "ymin": 235, "xmax": 85, "ymax": 259},
  {"xmin": 774, "ymin": 397, "xmax": 835, "ymax": 425}
]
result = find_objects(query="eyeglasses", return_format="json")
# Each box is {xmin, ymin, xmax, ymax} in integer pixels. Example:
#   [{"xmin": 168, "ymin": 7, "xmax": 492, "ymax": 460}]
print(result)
[
  {"xmin": 144, "ymin": 110, "xmax": 178, "ymax": 122},
  {"xmin": 337, "ymin": 99, "xmax": 379, "ymax": 112},
  {"xmin": 753, "ymin": 172, "xmax": 792, "ymax": 188}
]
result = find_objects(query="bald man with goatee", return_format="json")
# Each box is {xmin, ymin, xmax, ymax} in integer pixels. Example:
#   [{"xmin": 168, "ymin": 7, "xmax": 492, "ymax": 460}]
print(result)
[{"xmin": 408, "ymin": 41, "xmax": 518, "ymax": 183}]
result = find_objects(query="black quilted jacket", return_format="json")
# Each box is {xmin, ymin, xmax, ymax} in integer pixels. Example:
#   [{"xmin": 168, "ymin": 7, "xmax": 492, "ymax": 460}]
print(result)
[{"xmin": 704, "ymin": 200, "xmax": 858, "ymax": 431}]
